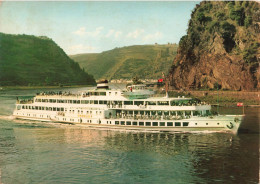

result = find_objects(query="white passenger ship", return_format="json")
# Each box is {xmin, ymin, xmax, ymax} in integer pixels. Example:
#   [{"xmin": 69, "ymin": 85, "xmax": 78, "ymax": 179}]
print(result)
[{"xmin": 13, "ymin": 82, "xmax": 244, "ymax": 133}]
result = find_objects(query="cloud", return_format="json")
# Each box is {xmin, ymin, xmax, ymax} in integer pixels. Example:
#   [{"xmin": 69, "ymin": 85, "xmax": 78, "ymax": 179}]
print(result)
[
  {"xmin": 67, "ymin": 44, "xmax": 98, "ymax": 55},
  {"xmin": 73, "ymin": 26, "xmax": 104, "ymax": 37},
  {"xmin": 143, "ymin": 31, "xmax": 163, "ymax": 42},
  {"xmin": 105, "ymin": 29, "xmax": 122, "ymax": 38},
  {"xmin": 73, "ymin": 27, "xmax": 86, "ymax": 36},
  {"xmin": 126, "ymin": 29, "xmax": 144, "ymax": 39}
]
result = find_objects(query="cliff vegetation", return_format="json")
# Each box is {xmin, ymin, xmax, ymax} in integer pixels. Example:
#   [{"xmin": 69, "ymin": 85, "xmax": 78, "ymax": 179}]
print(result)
[
  {"xmin": 168, "ymin": 1, "xmax": 259, "ymax": 91},
  {"xmin": 0, "ymin": 33, "xmax": 96, "ymax": 86}
]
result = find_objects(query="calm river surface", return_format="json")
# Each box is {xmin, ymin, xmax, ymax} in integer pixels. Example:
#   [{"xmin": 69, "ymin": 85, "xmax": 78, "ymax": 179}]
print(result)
[{"xmin": 0, "ymin": 87, "xmax": 259, "ymax": 184}]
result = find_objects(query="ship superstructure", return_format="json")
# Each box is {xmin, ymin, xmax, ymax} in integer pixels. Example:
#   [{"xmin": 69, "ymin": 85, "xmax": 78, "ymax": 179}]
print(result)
[{"xmin": 13, "ymin": 82, "xmax": 243, "ymax": 133}]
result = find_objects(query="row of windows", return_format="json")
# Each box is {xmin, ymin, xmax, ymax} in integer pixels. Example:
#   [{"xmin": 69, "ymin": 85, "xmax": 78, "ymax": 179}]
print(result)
[
  {"xmin": 20, "ymin": 106, "xmax": 64, "ymax": 111},
  {"xmin": 34, "ymin": 99, "xmax": 197, "ymax": 106},
  {"xmin": 114, "ymin": 121, "xmax": 189, "ymax": 127}
]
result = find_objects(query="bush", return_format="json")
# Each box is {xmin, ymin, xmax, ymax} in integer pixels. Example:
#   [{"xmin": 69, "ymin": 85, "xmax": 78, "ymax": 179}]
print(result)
[
  {"xmin": 244, "ymin": 16, "xmax": 252, "ymax": 28},
  {"xmin": 229, "ymin": 7, "xmax": 245, "ymax": 26},
  {"xmin": 243, "ymin": 42, "xmax": 258, "ymax": 64},
  {"xmin": 208, "ymin": 21, "xmax": 220, "ymax": 33}
]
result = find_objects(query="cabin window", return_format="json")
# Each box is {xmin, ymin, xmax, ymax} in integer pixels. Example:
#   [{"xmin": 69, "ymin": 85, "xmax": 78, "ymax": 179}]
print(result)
[
  {"xmin": 160, "ymin": 122, "xmax": 165, "ymax": 126},
  {"xmin": 177, "ymin": 111, "xmax": 183, "ymax": 116},
  {"xmin": 53, "ymin": 107, "xmax": 56, "ymax": 111},
  {"xmin": 115, "ymin": 121, "xmax": 119, "ymax": 125},
  {"xmin": 124, "ymin": 101, "xmax": 133, "ymax": 105},
  {"xmin": 167, "ymin": 122, "xmax": 173, "ymax": 126},
  {"xmin": 57, "ymin": 108, "xmax": 60, "ymax": 111},
  {"xmin": 100, "ymin": 92, "xmax": 106, "ymax": 96},
  {"xmin": 151, "ymin": 111, "xmax": 156, "ymax": 115},
  {"xmin": 99, "ymin": 100, "xmax": 107, "ymax": 104},
  {"xmin": 139, "ymin": 122, "xmax": 144, "ymax": 126},
  {"xmin": 157, "ymin": 111, "xmax": 162, "ymax": 116},
  {"xmin": 61, "ymin": 108, "xmax": 64, "ymax": 111},
  {"xmin": 133, "ymin": 122, "xmax": 137, "ymax": 126},
  {"xmin": 115, "ymin": 92, "xmax": 118, "ymax": 95},
  {"xmin": 120, "ymin": 121, "xmax": 125, "ymax": 125},
  {"xmin": 175, "ymin": 122, "xmax": 181, "ymax": 126},
  {"xmin": 145, "ymin": 111, "xmax": 150, "ymax": 115},
  {"xmin": 94, "ymin": 100, "xmax": 98, "ymax": 104},
  {"xmin": 134, "ymin": 101, "xmax": 144, "ymax": 106},
  {"xmin": 206, "ymin": 123, "xmax": 208, "ymax": 125},
  {"xmin": 17, "ymin": 106, "xmax": 21, "ymax": 110},
  {"xmin": 206, "ymin": 110, "xmax": 211, "ymax": 115},
  {"xmin": 170, "ymin": 101, "xmax": 176, "ymax": 106},
  {"xmin": 183, "ymin": 122, "xmax": 189, "ymax": 126},
  {"xmin": 81, "ymin": 100, "xmax": 89, "ymax": 104},
  {"xmin": 147, "ymin": 101, "xmax": 156, "ymax": 105},
  {"xmin": 193, "ymin": 111, "xmax": 201, "ymax": 116},
  {"xmin": 45, "ymin": 107, "xmax": 48, "ymax": 110},
  {"xmin": 185, "ymin": 111, "xmax": 191, "ymax": 116},
  {"xmin": 164, "ymin": 111, "xmax": 169, "ymax": 116},
  {"xmin": 146, "ymin": 122, "xmax": 151, "ymax": 126},
  {"xmin": 217, "ymin": 123, "xmax": 219, "ymax": 125},
  {"xmin": 152, "ymin": 122, "xmax": 158, "ymax": 126},
  {"xmin": 158, "ymin": 101, "xmax": 169, "ymax": 105},
  {"xmin": 170, "ymin": 111, "xmax": 176, "ymax": 116},
  {"xmin": 126, "ymin": 121, "xmax": 131, "ymax": 125}
]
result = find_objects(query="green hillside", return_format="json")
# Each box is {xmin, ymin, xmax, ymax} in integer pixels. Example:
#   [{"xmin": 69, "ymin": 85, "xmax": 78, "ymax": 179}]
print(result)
[
  {"xmin": 70, "ymin": 44, "xmax": 178, "ymax": 80},
  {"xmin": 0, "ymin": 33, "xmax": 96, "ymax": 86}
]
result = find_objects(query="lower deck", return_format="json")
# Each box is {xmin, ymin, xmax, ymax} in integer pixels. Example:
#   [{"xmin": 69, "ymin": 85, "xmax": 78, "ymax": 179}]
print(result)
[{"xmin": 13, "ymin": 110, "xmax": 243, "ymax": 133}]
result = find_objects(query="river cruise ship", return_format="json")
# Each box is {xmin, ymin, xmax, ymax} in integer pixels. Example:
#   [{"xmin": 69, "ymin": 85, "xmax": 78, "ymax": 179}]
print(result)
[{"xmin": 13, "ymin": 82, "xmax": 244, "ymax": 133}]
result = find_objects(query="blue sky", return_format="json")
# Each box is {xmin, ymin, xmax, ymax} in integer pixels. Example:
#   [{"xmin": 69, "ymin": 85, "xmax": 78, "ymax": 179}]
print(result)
[{"xmin": 0, "ymin": 1, "xmax": 200, "ymax": 55}]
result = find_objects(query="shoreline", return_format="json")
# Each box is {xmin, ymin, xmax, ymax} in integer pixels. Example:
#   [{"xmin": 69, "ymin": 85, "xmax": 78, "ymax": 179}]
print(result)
[{"xmin": 0, "ymin": 84, "xmax": 94, "ymax": 90}]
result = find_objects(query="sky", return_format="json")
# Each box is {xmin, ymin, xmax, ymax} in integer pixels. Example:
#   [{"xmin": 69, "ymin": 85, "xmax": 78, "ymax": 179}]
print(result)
[{"xmin": 0, "ymin": 1, "xmax": 200, "ymax": 55}]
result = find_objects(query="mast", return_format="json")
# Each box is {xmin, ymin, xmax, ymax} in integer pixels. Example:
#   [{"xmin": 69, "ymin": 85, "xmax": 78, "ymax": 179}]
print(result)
[{"xmin": 163, "ymin": 72, "xmax": 169, "ymax": 98}]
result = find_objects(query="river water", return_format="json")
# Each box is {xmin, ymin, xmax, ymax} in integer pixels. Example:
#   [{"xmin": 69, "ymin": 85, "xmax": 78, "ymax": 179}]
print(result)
[{"xmin": 0, "ymin": 87, "xmax": 259, "ymax": 184}]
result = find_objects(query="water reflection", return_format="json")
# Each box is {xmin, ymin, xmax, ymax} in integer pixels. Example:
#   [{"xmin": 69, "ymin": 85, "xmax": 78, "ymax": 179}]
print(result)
[{"xmin": 0, "ymin": 87, "xmax": 258, "ymax": 183}]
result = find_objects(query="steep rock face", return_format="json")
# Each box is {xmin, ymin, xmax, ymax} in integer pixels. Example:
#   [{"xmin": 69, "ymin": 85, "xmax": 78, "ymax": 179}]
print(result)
[{"xmin": 168, "ymin": 1, "xmax": 259, "ymax": 91}]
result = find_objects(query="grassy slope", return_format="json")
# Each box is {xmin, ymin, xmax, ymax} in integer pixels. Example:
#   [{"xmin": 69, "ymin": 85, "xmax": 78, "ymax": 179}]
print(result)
[
  {"xmin": 0, "ymin": 33, "xmax": 96, "ymax": 86},
  {"xmin": 71, "ymin": 44, "xmax": 178, "ymax": 80}
]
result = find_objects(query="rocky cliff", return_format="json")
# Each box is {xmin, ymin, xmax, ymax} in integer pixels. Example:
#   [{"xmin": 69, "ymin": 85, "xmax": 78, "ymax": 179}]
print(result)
[{"xmin": 168, "ymin": 1, "xmax": 259, "ymax": 91}]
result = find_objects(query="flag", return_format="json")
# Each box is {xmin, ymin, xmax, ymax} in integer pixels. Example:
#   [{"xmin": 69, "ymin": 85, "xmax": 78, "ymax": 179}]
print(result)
[
  {"xmin": 158, "ymin": 78, "xmax": 163, "ymax": 83},
  {"xmin": 237, "ymin": 102, "xmax": 243, "ymax": 107}
]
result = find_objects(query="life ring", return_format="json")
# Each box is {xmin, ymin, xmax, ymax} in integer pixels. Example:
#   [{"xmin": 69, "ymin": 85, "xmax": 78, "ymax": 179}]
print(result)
[{"xmin": 226, "ymin": 122, "xmax": 234, "ymax": 129}]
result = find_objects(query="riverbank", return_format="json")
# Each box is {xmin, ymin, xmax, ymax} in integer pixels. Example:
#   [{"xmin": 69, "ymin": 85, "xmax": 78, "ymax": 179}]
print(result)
[
  {"xmin": 167, "ymin": 90, "xmax": 260, "ymax": 107},
  {"xmin": 0, "ymin": 85, "xmax": 94, "ymax": 90}
]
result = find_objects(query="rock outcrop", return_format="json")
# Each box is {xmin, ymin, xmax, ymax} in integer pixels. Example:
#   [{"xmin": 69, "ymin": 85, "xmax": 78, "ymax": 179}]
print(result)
[{"xmin": 168, "ymin": 1, "xmax": 259, "ymax": 91}]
